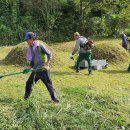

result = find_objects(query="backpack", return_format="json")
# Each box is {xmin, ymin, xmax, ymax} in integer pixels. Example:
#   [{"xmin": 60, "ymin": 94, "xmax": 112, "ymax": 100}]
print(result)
[{"xmin": 80, "ymin": 38, "xmax": 94, "ymax": 50}]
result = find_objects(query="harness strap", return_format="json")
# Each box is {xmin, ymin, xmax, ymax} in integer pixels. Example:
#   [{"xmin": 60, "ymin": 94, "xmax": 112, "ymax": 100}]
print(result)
[{"xmin": 37, "ymin": 44, "xmax": 47, "ymax": 62}]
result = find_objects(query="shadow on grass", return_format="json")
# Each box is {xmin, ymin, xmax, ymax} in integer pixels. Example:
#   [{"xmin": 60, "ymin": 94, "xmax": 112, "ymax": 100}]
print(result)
[
  {"xmin": 51, "ymin": 70, "xmax": 75, "ymax": 76},
  {"xmin": 0, "ymin": 97, "xmax": 14, "ymax": 104},
  {"xmin": 51, "ymin": 65, "xmax": 76, "ymax": 75},
  {"xmin": 101, "ymin": 69, "xmax": 129, "ymax": 74},
  {"xmin": 0, "ymin": 59, "xmax": 10, "ymax": 67},
  {"xmin": 51, "ymin": 66, "xmax": 89, "ymax": 76},
  {"xmin": 69, "ymin": 66, "xmax": 75, "ymax": 70},
  {"xmin": 0, "ymin": 59, "xmax": 5, "ymax": 65},
  {"xmin": 69, "ymin": 66, "xmax": 88, "ymax": 70}
]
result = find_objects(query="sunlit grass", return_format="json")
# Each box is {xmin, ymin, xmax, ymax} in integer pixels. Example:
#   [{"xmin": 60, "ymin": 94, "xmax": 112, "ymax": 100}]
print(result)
[{"xmin": 0, "ymin": 39, "xmax": 130, "ymax": 130}]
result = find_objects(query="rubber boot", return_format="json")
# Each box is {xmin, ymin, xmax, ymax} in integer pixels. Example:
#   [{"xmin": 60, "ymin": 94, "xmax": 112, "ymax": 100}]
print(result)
[
  {"xmin": 88, "ymin": 70, "xmax": 92, "ymax": 75},
  {"xmin": 128, "ymin": 63, "xmax": 130, "ymax": 71}
]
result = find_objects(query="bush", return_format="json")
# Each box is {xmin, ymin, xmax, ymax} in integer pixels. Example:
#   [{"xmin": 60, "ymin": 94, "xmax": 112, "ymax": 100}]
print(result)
[{"xmin": 124, "ymin": 28, "xmax": 130, "ymax": 37}]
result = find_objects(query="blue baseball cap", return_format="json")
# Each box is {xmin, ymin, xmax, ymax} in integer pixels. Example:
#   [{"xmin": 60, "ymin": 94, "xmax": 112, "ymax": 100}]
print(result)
[{"xmin": 24, "ymin": 32, "xmax": 36, "ymax": 41}]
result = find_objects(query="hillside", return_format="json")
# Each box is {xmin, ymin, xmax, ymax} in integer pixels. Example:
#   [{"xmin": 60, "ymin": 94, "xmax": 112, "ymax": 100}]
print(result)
[{"xmin": 0, "ymin": 39, "xmax": 130, "ymax": 130}]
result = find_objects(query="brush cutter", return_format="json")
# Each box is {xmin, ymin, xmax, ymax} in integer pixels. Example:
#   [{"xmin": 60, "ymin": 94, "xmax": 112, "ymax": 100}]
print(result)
[{"xmin": 0, "ymin": 68, "xmax": 44, "ymax": 79}]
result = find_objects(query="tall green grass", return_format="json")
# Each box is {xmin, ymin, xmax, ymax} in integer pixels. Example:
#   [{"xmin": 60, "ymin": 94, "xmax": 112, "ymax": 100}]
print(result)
[{"xmin": 0, "ymin": 39, "xmax": 130, "ymax": 130}]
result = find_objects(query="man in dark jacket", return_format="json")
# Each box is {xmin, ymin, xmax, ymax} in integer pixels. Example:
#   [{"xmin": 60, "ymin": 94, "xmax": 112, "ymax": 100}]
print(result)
[{"xmin": 23, "ymin": 32, "xmax": 59, "ymax": 103}]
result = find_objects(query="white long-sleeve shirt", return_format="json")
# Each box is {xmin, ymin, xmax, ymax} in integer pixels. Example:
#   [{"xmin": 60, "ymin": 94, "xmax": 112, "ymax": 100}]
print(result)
[{"xmin": 72, "ymin": 36, "xmax": 89, "ymax": 55}]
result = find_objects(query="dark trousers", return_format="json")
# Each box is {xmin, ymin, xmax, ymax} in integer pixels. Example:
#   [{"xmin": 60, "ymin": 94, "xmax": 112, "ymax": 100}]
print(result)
[
  {"xmin": 122, "ymin": 44, "xmax": 128, "ymax": 50},
  {"xmin": 24, "ymin": 70, "xmax": 58, "ymax": 101},
  {"xmin": 76, "ymin": 51, "xmax": 92, "ymax": 72}
]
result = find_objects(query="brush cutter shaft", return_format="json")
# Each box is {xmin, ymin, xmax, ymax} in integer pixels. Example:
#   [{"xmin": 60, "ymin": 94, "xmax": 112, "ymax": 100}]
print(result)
[
  {"xmin": 0, "ymin": 72, "xmax": 23, "ymax": 79},
  {"xmin": 0, "ymin": 68, "xmax": 44, "ymax": 79},
  {"xmin": 2, "ymin": 72, "xmax": 23, "ymax": 77}
]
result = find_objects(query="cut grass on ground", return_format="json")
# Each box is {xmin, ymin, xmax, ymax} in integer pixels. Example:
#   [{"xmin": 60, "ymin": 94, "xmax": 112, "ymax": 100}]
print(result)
[{"xmin": 0, "ymin": 39, "xmax": 130, "ymax": 130}]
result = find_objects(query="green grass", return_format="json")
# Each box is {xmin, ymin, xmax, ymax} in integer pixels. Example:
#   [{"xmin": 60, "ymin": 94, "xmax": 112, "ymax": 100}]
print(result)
[{"xmin": 0, "ymin": 39, "xmax": 130, "ymax": 130}]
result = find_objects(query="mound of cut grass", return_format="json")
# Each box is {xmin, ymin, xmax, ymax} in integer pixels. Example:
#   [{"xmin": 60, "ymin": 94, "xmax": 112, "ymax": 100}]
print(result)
[
  {"xmin": 92, "ymin": 42, "xmax": 130, "ymax": 62},
  {"xmin": 4, "ymin": 40, "xmax": 62, "ymax": 66}
]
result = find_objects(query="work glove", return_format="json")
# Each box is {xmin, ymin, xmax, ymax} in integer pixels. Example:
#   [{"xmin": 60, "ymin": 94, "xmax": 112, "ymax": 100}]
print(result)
[
  {"xmin": 43, "ymin": 62, "xmax": 50, "ymax": 71},
  {"xmin": 23, "ymin": 68, "xmax": 30, "ymax": 74},
  {"xmin": 43, "ymin": 65, "xmax": 50, "ymax": 71},
  {"xmin": 69, "ymin": 54, "xmax": 74, "ymax": 60}
]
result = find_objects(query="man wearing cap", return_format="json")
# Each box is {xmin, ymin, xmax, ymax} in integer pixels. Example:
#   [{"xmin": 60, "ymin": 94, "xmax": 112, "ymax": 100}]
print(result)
[
  {"xmin": 70, "ymin": 32, "xmax": 93, "ymax": 75},
  {"xmin": 120, "ymin": 32, "xmax": 129, "ymax": 50},
  {"xmin": 23, "ymin": 32, "xmax": 59, "ymax": 103}
]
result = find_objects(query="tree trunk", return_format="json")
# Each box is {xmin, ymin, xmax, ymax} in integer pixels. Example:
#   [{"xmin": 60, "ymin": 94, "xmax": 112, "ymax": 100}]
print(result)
[{"xmin": 80, "ymin": 0, "xmax": 83, "ymax": 16}]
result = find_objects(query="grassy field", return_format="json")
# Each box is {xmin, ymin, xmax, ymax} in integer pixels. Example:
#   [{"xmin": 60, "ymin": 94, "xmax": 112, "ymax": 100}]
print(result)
[{"xmin": 0, "ymin": 39, "xmax": 130, "ymax": 130}]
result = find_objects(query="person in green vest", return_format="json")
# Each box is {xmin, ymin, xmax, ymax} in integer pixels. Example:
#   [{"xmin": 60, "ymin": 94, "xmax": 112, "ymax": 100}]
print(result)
[
  {"xmin": 70, "ymin": 32, "xmax": 93, "ymax": 75},
  {"xmin": 23, "ymin": 32, "xmax": 59, "ymax": 103}
]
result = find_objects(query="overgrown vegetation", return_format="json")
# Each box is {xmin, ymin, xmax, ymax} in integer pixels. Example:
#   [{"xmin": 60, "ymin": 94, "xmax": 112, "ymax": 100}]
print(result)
[
  {"xmin": 0, "ymin": 0, "xmax": 130, "ymax": 45},
  {"xmin": 0, "ymin": 0, "xmax": 130, "ymax": 129},
  {"xmin": 0, "ymin": 39, "xmax": 130, "ymax": 130}
]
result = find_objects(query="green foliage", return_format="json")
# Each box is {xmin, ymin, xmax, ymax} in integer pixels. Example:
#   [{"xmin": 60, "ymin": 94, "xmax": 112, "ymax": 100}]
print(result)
[
  {"xmin": 52, "ymin": 0, "xmax": 79, "ymax": 42},
  {"xmin": 0, "ymin": 0, "xmax": 130, "ymax": 45},
  {"xmin": 11, "ymin": 92, "xmax": 129, "ymax": 130},
  {"xmin": 124, "ymin": 28, "xmax": 130, "ymax": 36},
  {"xmin": 103, "ymin": 14, "xmax": 120, "ymax": 37},
  {"xmin": 86, "ymin": 17, "xmax": 102, "ymax": 36}
]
